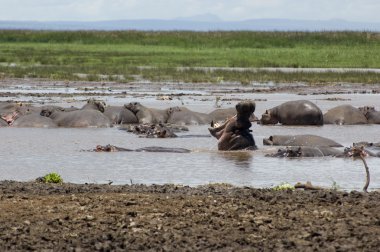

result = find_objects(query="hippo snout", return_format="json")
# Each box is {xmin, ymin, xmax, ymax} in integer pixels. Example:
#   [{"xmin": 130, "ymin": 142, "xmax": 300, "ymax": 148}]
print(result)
[{"xmin": 263, "ymin": 136, "xmax": 274, "ymax": 145}]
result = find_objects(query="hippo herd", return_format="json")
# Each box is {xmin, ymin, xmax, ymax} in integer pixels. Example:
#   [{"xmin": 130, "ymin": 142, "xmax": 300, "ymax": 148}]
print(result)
[
  {"xmin": 260, "ymin": 100, "xmax": 380, "ymax": 125},
  {"xmin": 0, "ymin": 99, "xmax": 240, "ymax": 128},
  {"xmin": 1, "ymin": 98, "xmax": 380, "ymax": 157},
  {"xmin": 2, "ymin": 98, "xmax": 379, "ymax": 128}
]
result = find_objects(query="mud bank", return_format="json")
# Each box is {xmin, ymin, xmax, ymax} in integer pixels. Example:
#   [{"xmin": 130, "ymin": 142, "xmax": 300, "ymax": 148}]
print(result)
[{"xmin": 1, "ymin": 181, "xmax": 380, "ymax": 251}]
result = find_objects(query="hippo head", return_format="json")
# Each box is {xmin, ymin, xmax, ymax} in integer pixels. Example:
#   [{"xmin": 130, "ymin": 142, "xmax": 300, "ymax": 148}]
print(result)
[
  {"xmin": 275, "ymin": 147, "xmax": 302, "ymax": 158},
  {"xmin": 1, "ymin": 111, "xmax": 18, "ymax": 125},
  {"xmin": 344, "ymin": 145, "xmax": 369, "ymax": 158},
  {"xmin": 359, "ymin": 106, "xmax": 376, "ymax": 119},
  {"xmin": 236, "ymin": 100, "xmax": 255, "ymax": 119},
  {"xmin": 167, "ymin": 106, "xmax": 181, "ymax": 116},
  {"xmin": 95, "ymin": 144, "xmax": 117, "ymax": 152},
  {"xmin": 353, "ymin": 141, "xmax": 373, "ymax": 147},
  {"xmin": 40, "ymin": 109, "xmax": 52, "ymax": 117},
  {"xmin": 358, "ymin": 106, "xmax": 375, "ymax": 113},
  {"xmin": 263, "ymin": 135, "xmax": 274, "ymax": 145},
  {"xmin": 260, "ymin": 110, "xmax": 279, "ymax": 125},
  {"xmin": 124, "ymin": 102, "xmax": 143, "ymax": 115},
  {"xmin": 87, "ymin": 98, "xmax": 106, "ymax": 113}
]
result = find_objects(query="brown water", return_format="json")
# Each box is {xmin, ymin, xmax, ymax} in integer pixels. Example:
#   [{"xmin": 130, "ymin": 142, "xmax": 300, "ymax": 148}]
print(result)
[{"xmin": 1, "ymin": 81, "xmax": 379, "ymax": 190}]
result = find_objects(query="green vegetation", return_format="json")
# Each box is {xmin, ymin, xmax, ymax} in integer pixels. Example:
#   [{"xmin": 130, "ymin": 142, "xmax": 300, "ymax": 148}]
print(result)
[
  {"xmin": 273, "ymin": 182, "xmax": 295, "ymax": 191},
  {"xmin": 0, "ymin": 30, "xmax": 380, "ymax": 84},
  {"xmin": 42, "ymin": 172, "xmax": 63, "ymax": 184}
]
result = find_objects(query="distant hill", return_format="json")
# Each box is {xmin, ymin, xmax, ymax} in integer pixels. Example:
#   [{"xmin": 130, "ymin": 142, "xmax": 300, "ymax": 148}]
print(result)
[{"xmin": 1, "ymin": 18, "xmax": 379, "ymax": 31}]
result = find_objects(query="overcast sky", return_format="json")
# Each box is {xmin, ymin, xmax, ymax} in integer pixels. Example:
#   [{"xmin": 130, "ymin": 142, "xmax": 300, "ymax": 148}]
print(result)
[{"xmin": 0, "ymin": 0, "xmax": 379, "ymax": 23}]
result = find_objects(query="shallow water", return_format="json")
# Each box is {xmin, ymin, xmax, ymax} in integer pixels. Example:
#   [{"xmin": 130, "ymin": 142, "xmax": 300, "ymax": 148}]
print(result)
[{"xmin": 1, "ymin": 83, "xmax": 380, "ymax": 190}]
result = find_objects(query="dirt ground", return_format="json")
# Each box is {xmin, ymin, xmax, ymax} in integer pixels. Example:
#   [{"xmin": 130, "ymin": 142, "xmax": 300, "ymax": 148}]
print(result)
[{"xmin": 0, "ymin": 181, "xmax": 380, "ymax": 251}]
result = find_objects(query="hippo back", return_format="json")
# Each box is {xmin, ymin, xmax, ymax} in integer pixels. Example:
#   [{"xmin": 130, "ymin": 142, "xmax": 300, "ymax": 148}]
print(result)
[{"xmin": 323, "ymin": 105, "xmax": 367, "ymax": 125}]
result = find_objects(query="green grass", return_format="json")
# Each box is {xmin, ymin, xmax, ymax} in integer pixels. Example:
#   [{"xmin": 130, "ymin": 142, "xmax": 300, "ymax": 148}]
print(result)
[
  {"xmin": 41, "ymin": 172, "xmax": 63, "ymax": 184},
  {"xmin": 1, "ymin": 30, "xmax": 380, "ymax": 84}
]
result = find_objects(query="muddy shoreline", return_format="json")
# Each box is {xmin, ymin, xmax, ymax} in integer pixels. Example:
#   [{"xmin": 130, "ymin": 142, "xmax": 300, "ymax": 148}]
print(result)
[
  {"xmin": 1, "ymin": 181, "xmax": 380, "ymax": 251},
  {"xmin": 1, "ymin": 78, "xmax": 380, "ymax": 95}
]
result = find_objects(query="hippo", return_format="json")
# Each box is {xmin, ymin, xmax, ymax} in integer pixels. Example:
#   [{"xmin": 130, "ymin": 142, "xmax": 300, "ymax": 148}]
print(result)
[
  {"xmin": 0, "ymin": 101, "xmax": 31, "ymax": 115},
  {"xmin": 48, "ymin": 110, "xmax": 111, "ymax": 128},
  {"xmin": 344, "ymin": 144, "xmax": 380, "ymax": 157},
  {"xmin": 167, "ymin": 107, "xmax": 209, "ymax": 125},
  {"xmin": 353, "ymin": 141, "xmax": 380, "ymax": 149},
  {"xmin": 120, "ymin": 123, "xmax": 178, "ymax": 138},
  {"xmin": 208, "ymin": 107, "xmax": 237, "ymax": 122},
  {"xmin": 323, "ymin": 105, "xmax": 367, "ymax": 125},
  {"xmin": 260, "ymin": 100, "xmax": 323, "ymax": 125},
  {"xmin": 266, "ymin": 146, "xmax": 344, "ymax": 158},
  {"xmin": 41, "ymin": 104, "xmax": 112, "ymax": 128},
  {"xmin": 93, "ymin": 144, "xmax": 190, "ymax": 153},
  {"xmin": 12, "ymin": 113, "xmax": 58, "ymax": 128},
  {"xmin": 95, "ymin": 144, "xmax": 133, "ymax": 152},
  {"xmin": 263, "ymin": 134, "xmax": 343, "ymax": 147},
  {"xmin": 103, "ymin": 106, "xmax": 138, "ymax": 124},
  {"xmin": 359, "ymin": 106, "xmax": 380, "ymax": 124},
  {"xmin": 352, "ymin": 142, "xmax": 380, "ymax": 157},
  {"xmin": 125, "ymin": 102, "xmax": 169, "ymax": 124},
  {"xmin": 0, "ymin": 101, "xmax": 36, "ymax": 125},
  {"xmin": 209, "ymin": 100, "xmax": 257, "ymax": 151}
]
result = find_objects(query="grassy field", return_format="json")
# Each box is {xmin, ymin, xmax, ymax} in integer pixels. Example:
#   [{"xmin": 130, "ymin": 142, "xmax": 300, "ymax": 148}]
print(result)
[{"xmin": 0, "ymin": 30, "xmax": 380, "ymax": 84}]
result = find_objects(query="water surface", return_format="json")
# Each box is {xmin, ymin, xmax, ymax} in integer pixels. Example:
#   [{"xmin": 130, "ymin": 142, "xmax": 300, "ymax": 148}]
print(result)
[{"xmin": 1, "ymin": 84, "xmax": 379, "ymax": 190}]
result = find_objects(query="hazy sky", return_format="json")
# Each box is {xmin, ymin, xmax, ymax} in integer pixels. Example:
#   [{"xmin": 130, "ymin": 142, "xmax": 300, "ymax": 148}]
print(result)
[{"xmin": 0, "ymin": 0, "xmax": 379, "ymax": 23}]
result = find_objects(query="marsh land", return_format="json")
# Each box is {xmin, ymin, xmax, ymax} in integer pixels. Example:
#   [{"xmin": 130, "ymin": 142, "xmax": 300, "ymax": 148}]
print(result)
[{"xmin": 1, "ymin": 31, "xmax": 380, "ymax": 84}]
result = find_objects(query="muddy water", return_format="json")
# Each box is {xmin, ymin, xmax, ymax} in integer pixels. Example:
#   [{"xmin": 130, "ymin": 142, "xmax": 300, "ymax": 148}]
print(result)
[{"xmin": 1, "ymin": 82, "xmax": 380, "ymax": 190}]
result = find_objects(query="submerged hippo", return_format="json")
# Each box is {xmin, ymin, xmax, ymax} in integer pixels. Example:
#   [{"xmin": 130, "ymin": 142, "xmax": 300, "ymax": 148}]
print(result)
[
  {"xmin": 266, "ymin": 146, "xmax": 343, "ymax": 158},
  {"xmin": 351, "ymin": 142, "xmax": 380, "ymax": 157},
  {"xmin": 209, "ymin": 100, "xmax": 257, "ymax": 151},
  {"xmin": 120, "ymin": 123, "xmax": 178, "ymax": 138},
  {"xmin": 260, "ymin": 100, "xmax": 323, "ymax": 125},
  {"xmin": 323, "ymin": 105, "xmax": 367, "ymax": 125},
  {"xmin": 263, "ymin": 134, "xmax": 343, "ymax": 147},
  {"xmin": 93, "ymin": 144, "xmax": 190, "ymax": 153}
]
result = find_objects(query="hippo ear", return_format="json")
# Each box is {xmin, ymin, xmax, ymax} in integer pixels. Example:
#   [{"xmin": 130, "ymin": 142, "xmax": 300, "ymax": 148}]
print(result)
[{"xmin": 269, "ymin": 135, "xmax": 273, "ymax": 141}]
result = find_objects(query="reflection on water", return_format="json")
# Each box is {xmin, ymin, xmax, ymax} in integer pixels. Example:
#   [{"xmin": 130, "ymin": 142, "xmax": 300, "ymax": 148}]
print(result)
[{"xmin": 216, "ymin": 151, "xmax": 253, "ymax": 168}]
